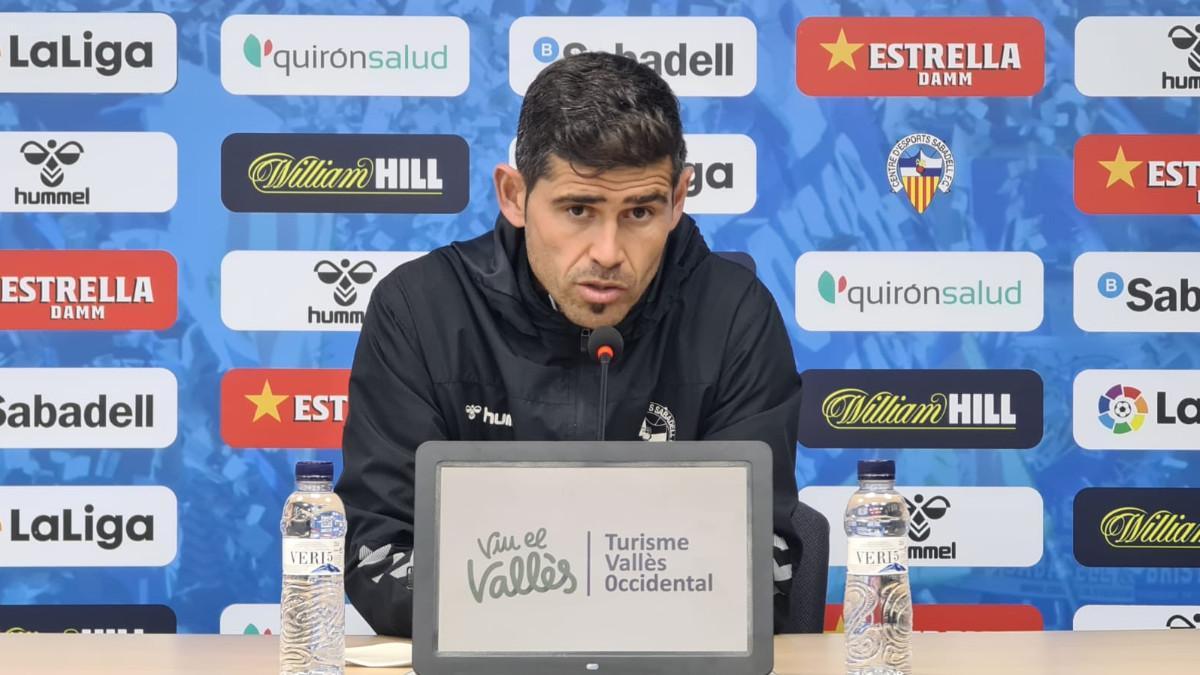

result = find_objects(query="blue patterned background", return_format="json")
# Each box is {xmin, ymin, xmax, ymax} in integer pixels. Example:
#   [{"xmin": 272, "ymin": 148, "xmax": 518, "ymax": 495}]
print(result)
[{"xmin": 1, "ymin": 0, "xmax": 1197, "ymax": 633}]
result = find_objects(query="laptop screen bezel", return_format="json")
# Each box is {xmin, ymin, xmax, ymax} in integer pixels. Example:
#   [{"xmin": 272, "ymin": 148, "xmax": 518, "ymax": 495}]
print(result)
[{"xmin": 412, "ymin": 440, "xmax": 774, "ymax": 675}]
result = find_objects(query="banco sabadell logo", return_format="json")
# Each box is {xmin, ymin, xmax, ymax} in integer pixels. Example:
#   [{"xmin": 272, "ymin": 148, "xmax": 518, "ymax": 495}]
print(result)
[
  {"xmin": 1098, "ymin": 271, "xmax": 1125, "ymax": 299},
  {"xmin": 1097, "ymin": 383, "xmax": 1148, "ymax": 435},
  {"xmin": 533, "ymin": 36, "xmax": 560, "ymax": 64},
  {"xmin": 818, "ymin": 271, "xmax": 847, "ymax": 304}
]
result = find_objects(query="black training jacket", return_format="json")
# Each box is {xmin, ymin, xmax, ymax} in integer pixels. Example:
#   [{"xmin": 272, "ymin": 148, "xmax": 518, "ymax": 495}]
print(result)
[{"xmin": 336, "ymin": 213, "xmax": 805, "ymax": 636}]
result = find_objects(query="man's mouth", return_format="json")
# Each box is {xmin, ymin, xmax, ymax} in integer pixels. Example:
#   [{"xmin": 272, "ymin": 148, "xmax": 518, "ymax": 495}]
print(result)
[{"xmin": 576, "ymin": 281, "xmax": 626, "ymax": 305}]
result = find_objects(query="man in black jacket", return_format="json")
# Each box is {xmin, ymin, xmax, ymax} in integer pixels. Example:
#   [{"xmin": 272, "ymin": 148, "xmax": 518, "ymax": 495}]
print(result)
[{"xmin": 337, "ymin": 52, "xmax": 805, "ymax": 637}]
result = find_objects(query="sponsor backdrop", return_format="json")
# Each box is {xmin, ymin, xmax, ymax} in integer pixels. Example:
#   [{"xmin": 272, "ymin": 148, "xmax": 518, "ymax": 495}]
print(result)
[{"xmin": 0, "ymin": 0, "xmax": 1197, "ymax": 636}]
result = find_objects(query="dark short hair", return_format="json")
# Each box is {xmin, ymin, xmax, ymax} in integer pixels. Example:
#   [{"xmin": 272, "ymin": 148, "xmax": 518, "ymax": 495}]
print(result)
[{"xmin": 514, "ymin": 51, "xmax": 687, "ymax": 192}]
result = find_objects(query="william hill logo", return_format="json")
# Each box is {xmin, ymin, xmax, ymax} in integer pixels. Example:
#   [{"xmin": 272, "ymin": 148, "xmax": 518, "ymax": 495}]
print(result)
[
  {"xmin": 0, "ymin": 250, "xmax": 177, "ymax": 330},
  {"xmin": 222, "ymin": 133, "xmax": 468, "ymax": 214},
  {"xmin": 1101, "ymin": 507, "xmax": 1200, "ymax": 549},
  {"xmin": 795, "ymin": 17, "xmax": 1044, "ymax": 96},
  {"xmin": 220, "ymin": 369, "xmax": 350, "ymax": 449},
  {"xmin": 1075, "ymin": 488, "xmax": 1200, "ymax": 567},
  {"xmin": 798, "ymin": 369, "xmax": 1043, "ymax": 449}
]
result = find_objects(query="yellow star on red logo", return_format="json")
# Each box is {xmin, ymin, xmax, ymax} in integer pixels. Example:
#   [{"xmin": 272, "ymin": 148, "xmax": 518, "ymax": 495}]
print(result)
[
  {"xmin": 821, "ymin": 29, "xmax": 863, "ymax": 71},
  {"xmin": 1098, "ymin": 146, "xmax": 1143, "ymax": 189},
  {"xmin": 245, "ymin": 380, "xmax": 289, "ymax": 422}
]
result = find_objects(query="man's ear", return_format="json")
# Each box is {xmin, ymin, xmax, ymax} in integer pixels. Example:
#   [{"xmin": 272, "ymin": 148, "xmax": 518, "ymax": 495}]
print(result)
[
  {"xmin": 671, "ymin": 164, "xmax": 694, "ymax": 228},
  {"xmin": 494, "ymin": 164, "xmax": 528, "ymax": 228}
]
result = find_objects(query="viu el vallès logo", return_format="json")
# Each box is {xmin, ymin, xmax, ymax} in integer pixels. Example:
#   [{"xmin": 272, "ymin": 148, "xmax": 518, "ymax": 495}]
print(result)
[
  {"xmin": 1073, "ymin": 370, "xmax": 1200, "ymax": 450},
  {"xmin": 795, "ymin": 251, "xmax": 1044, "ymax": 332},
  {"xmin": 509, "ymin": 16, "xmax": 756, "ymax": 97},
  {"xmin": 799, "ymin": 485, "xmax": 1043, "ymax": 568},
  {"xmin": 509, "ymin": 134, "xmax": 756, "ymax": 215},
  {"xmin": 221, "ymin": 251, "xmax": 422, "ymax": 332},
  {"xmin": 220, "ymin": 14, "xmax": 468, "ymax": 96},
  {"xmin": 796, "ymin": 16, "xmax": 1044, "ymax": 97},
  {"xmin": 0, "ymin": 12, "xmax": 176, "ymax": 93},
  {"xmin": 1075, "ymin": 252, "xmax": 1200, "ymax": 332},
  {"xmin": 0, "ymin": 368, "xmax": 177, "ymax": 449},
  {"xmin": 0, "ymin": 486, "xmax": 177, "ymax": 567},
  {"xmin": 0, "ymin": 132, "xmax": 176, "ymax": 213},
  {"xmin": 1076, "ymin": 16, "xmax": 1200, "ymax": 96}
]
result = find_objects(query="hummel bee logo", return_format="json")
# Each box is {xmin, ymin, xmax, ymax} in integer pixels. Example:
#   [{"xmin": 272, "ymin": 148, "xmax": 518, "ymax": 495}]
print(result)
[{"xmin": 464, "ymin": 404, "xmax": 511, "ymax": 427}]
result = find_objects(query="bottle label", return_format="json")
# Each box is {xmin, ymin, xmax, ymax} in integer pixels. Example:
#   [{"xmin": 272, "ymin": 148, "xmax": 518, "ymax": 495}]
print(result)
[
  {"xmin": 847, "ymin": 536, "xmax": 909, "ymax": 576},
  {"xmin": 283, "ymin": 538, "xmax": 345, "ymax": 576}
]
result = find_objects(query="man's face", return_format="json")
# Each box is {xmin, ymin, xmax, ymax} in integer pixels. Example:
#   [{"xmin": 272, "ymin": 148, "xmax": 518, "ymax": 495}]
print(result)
[{"xmin": 508, "ymin": 156, "xmax": 689, "ymax": 329}]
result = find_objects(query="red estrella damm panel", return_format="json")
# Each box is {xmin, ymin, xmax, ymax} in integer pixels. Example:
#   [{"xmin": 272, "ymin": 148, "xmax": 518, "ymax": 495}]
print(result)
[
  {"xmin": 796, "ymin": 17, "xmax": 1045, "ymax": 97},
  {"xmin": 221, "ymin": 369, "xmax": 351, "ymax": 449},
  {"xmin": 0, "ymin": 250, "xmax": 177, "ymax": 330},
  {"xmin": 824, "ymin": 604, "xmax": 1044, "ymax": 632},
  {"xmin": 1075, "ymin": 134, "xmax": 1200, "ymax": 214}
]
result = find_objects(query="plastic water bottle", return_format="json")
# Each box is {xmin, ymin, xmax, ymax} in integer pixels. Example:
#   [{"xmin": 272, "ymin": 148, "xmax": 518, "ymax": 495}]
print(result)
[
  {"xmin": 843, "ymin": 460, "xmax": 912, "ymax": 675},
  {"xmin": 280, "ymin": 461, "xmax": 346, "ymax": 675}
]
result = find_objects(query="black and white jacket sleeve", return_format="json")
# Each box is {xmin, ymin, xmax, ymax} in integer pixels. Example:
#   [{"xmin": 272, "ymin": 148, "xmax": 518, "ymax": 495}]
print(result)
[
  {"xmin": 335, "ymin": 274, "xmax": 446, "ymax": 637},
  {"xmin": 698, "ymin": 279, "xmax": 806, "ymax": 634}
]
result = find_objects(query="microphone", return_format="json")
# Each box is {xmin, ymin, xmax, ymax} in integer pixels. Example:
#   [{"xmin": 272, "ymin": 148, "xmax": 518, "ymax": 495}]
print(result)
[{"xmin": 587, "ymin": 326, "xmax": 623, "ymax": 441}]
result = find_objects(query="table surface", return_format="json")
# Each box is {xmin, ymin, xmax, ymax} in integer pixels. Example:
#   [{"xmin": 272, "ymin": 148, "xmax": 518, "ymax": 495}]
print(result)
[{"xmin": 0, "ymin": 630, "xmax": 1194, "ymax": 674}]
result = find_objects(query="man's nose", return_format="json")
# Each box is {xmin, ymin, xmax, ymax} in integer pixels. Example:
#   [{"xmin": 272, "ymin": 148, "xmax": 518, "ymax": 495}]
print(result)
[{"xmin": 589, "ymin": 220, "xmax": 623, "ymax": 270}]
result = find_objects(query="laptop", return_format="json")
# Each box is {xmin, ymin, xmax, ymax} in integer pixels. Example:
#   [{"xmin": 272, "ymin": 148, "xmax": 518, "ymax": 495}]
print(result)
[{"xmin": 409, "ymin": 440, "xmax": 775, "ymax": 675}]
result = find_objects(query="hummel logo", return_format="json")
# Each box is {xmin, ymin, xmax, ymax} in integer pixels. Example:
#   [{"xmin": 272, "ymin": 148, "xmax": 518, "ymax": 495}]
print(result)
[{"xmin": 464, "ymin": 404, "xmax": 511, "ymax": 427}]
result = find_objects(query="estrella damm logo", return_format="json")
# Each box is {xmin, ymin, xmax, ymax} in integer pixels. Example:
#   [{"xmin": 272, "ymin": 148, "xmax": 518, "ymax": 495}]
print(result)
[
  {"xmin": 797, "ymin": 369, "xmax": 1044, "ymax": 449},
  {"xmin": 220, "ymin": 369, "xmax": 350, "ymax": 449},
  {"xmin": 1074, "ymin": 488, "xmax": 1200, "ymax": 567},
  {"xmin": 0, "ymin": 250, "xmax": 176, "ymax": 330},
  {"xmin": 796, "ymin": 16, "xmax": 1044, "ymax": 97},
  {"xmin": 1075, "ymin": 134, "xmax": 1200, "ymax": 214},
  {"xmin": 221, "ymin": 133, "xmax": 468, "ymax": 214}
]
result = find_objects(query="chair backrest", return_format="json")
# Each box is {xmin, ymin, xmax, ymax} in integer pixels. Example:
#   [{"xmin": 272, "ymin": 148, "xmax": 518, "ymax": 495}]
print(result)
[{"xmin": 788, "ymin": 500, "xmax": 831, "ymax": 634}]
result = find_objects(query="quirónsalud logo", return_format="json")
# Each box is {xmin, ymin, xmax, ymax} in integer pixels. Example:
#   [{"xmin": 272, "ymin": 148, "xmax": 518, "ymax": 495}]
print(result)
[{"xmin": 243, "ymin": 34, "xmax": 273, "ymax": 68}]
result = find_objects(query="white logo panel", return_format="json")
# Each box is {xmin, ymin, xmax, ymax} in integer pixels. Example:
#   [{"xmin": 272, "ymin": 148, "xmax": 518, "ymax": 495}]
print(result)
[
  {"xmin": 509, "ymin": 17, "xmax": 756, "ymax": 97},
  {"xmin": 1074, "ymin": 253, "xmax": 1200, "ymax": 332},
  {"xmin": 0, "ymin": 12, "xmax": 176, "ymax": 93},
  {"xmin": 0, "ymin": 132, "xmax": 176, "ymax": 213},
  {"xmin": 1074, "ymin": 604, "xmax": 1200, "ymax": 631},
  {"xmin": 221, "ymin": 15, "xmax": 469, "ymax": 96},
  {"xmin": 795, "ymin": 252, "xmax": 1044, "ymax": 332},
  {"xmin": 1076, "ymin": 17, "xmax": 1200, "ymax": 97},
  {"xmin": 507, "ymin": 134, "xmax": 756, "ymax": 215},
  {"xmin": 1073, "ymin": 370, "xmax": 1200, "ymax": 450},
  {"xmin": 799, "ymin": 486, "xmax": 1043, "ymax": 567},
  {"xmin": 0, "ymin": 368, "xmax": 177, "ymax": 449},
  {"xmin": 221, "ymin": 251, "xmax": 423, "ymax": 332},
  {"xmin": 0, "ymin": 486, "xmax": 177, "ymax": 567}
]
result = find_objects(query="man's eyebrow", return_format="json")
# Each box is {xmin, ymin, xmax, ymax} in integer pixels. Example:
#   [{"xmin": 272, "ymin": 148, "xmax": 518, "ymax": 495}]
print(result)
[
  {"xmin": 624, "ymin": 191, "xmax": 669, "ymax": 205},
  {"xmin": 551, "ymin": 193, "xmax": 606, "ymax": 206}
]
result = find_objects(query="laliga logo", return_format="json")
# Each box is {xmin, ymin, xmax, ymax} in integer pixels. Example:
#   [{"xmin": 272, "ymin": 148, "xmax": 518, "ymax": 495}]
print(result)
[{"xmin": 1097, "ymin": 384, "xmax": 1148, "ymax": 435}]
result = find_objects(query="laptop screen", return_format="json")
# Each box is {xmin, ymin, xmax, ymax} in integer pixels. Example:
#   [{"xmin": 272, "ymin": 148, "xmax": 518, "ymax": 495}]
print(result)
[{"xmin": 433, "ymin": 462, "xmax": 752, "ymax": 655}]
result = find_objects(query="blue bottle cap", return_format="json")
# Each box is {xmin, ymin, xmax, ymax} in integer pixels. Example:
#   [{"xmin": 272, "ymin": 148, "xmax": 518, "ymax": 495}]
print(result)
[
  {"xmin": 295, "ymin": 461, "xmax": 334, "ymax": 480},
  {"xmin": 857, "ymin": 460, "xmax": 895, "ymax": 480}
]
